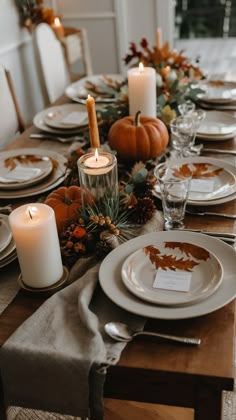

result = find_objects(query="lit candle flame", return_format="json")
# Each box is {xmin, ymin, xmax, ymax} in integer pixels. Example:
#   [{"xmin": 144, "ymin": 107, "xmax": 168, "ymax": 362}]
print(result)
[
  {"xmin": 54, "ymin": 17, "xmax": 61, "ymax": 27},
  {"xmin": 139, "ymin": 62, "xmax": 144, "ymax": 72},
  {"xmin": 95, "ymin": 148, "xmax": 99, "ymax": 162},
  {"xmin": 27, "ymin": 206, "xmax": 38, "ymax": 220}
]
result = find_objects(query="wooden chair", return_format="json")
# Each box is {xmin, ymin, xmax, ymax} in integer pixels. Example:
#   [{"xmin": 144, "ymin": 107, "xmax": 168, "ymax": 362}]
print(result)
[
  {"xmin": 0, "ymin": 65, "xmax": 25, "ymax": 150},
  {"xmin": 33, "ymin": 23, "xmax": 71, "ymax": 104},
  {"xmin": 33, "ymin": 23, "xmax": 93, "ymax": 104},
  {"xmin": 61, "ymin": 26, "xmax": 93, "ymax": 81}
]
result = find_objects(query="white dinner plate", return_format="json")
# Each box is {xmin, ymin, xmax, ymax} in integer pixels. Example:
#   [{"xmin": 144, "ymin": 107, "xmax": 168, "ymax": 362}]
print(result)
[
  {"xmin": 0, "ymin": 214, "xmax": 12, "ymax": 253},
  {"xmin": 99, "ymin": 230, "xmax": 236, "ymax": 320},
  {"xmin": 121, "ymin": 242, "xmax": 223, "ymax": 307},
  {"xmin": 44, "ymin": 104, "xmax": 88, "ymax": 130},
  {"xmin": 197, "ymin": 80, "xmax": 236, "ymax": 104},
  {"xmin": 196, "ymin": 131, "xmax": 236, "ymax": 141},
  {"xmin": 0, "ymin": 149, "xmax": 67, "ymax": 199},
  {"xmin": 0, "ymin": 249, "xmax": 17, "ymax": 268},
  {"xmin": 0, "ymin": 152, "xmax": 53, "ymax": 190},
  {"xmin": 154, "ymin": 157, "xmax": 236, "ymax": 206},
  {"xmin": 196, "ymin": 110, "xmax": 236, "ymax": 140},
  {"xmin": 65, "ymin": 74, "xmax": 125, "ymax": 103},
  {"xmin": 174, "ymin": 161, "xmax": 236, "ymax": 201},
  {"xmin": 33, "ymin": 104, "xmax": 88, "ymax": 135}
]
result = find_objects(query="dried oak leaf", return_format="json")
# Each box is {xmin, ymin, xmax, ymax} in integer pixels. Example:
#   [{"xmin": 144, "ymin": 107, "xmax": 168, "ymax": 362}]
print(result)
[
  {"xmin": 4, "ymin": 155, "xmax": 45, "ymax": 171},
  {"xmin": 164, "ymin": 242, "xmax": 210, "ymax": 261},
  {"xmin": 144, "ymin": 245, "xmax": 198, "ymax": 272},
  {"xmin": 174, "ymin": 163, "xmax": 223, "ymax": 179}
]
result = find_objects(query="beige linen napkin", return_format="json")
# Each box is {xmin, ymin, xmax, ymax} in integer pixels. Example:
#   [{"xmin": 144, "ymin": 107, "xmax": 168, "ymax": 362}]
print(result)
[{"xmin": 0, "ymin": 212, "xmax": 164, "ymax": 420}]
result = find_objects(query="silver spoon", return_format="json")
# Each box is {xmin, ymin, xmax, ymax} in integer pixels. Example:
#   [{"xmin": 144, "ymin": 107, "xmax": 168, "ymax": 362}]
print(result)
[{"xmin": 104, "ymin": 322, "xmax": 201, "ymax": 346}]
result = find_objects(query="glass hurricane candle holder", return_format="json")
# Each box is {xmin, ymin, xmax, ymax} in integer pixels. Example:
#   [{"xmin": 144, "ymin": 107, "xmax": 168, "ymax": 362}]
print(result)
[{"xmin": 77, "ymin": 150, "xmax": 118, "ymax": 208}]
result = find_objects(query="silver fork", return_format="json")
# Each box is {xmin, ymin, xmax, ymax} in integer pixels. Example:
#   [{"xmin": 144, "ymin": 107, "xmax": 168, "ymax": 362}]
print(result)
[
  {"xmin": 186, "ymin": 209, "xmax": 236, "ymax": 219},
  {"xmin": 30, "ymin": 133, "xmax": 86, "ymax": 144}
]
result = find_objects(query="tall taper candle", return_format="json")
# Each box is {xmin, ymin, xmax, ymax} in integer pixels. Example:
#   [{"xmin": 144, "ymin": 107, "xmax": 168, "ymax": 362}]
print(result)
[
  {"xmin": 156, "ymin": 27, "xmax": 162, "ymax": 49},
  {"xmin": 86, "ymin": 95, "xmax": 101, "ymax": 149}
]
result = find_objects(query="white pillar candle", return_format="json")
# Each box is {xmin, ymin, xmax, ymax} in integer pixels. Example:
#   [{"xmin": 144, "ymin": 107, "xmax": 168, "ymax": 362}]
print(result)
[
  {"xmin": 128, "ymin": 63, "xmax": 157, "ymax": 118},
  {"xmin": 9, "ymin": 203, "xmax": 63, "ymax": 288}
]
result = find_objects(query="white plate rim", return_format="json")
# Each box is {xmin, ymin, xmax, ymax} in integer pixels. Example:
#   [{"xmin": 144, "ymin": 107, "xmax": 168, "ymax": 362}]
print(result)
[
  {"xmin": 0, "ymin": 215, "xmax": 12, "ymax": 253},
  {"xmin": 0, "ymin": 149, "xmax": 67, "ymax": 199},
  {"xmin": 197, "ymin": 110, "xmax": 236, "ymax": 138},
  {"xmin": 99, "ymin": 230, "xmax": 236, "ymax": 320},
  {"xmin": 121, "ymin": 242, "xmax": 223, "ymax": 307}
]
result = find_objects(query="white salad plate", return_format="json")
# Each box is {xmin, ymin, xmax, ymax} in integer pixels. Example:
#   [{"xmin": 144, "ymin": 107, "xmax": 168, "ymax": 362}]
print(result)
[
  {"xmin": 154, "ymin": 157, "xmax": 236, "ymax": 206},
  {"xmin": 99, "ymin": 231, "xmax": 236, "ymax": 320},
  {"xmin": 33, "ymin": 104, "xmax": 87, "ymax": 135},
  {"xmin": 198, "ymin": 80, "xmax": 236, "ymax": 104},
  {"xmin": 44, "ymin": 104, "xmax": 88, "ymax": 130},
  {"xmin": 196, "ymin": 110, "xmax": 236, "ymax": 140},
  {"xmin": 0, "ymin": 214, "xmax": 12, "ymax": 253},
  {"xmin": 0, "ymin": 152, "xmax": 53, "ymax": 190},
  {"xmin": 65, "ymin": 74, "xmax": 125, "ymax": 103},
  {"xmin": 121, "ymin": 242, "xmax": 223, "ymax": 307},
  {"xmin": 0, "ymin": 149, "xmax": 67, "ymax": 199}
]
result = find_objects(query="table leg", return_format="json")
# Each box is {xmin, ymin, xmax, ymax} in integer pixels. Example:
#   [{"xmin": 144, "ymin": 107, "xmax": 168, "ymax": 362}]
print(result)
[{"xmin": 195, "ymin": 385, "xmax": 222, "ymax": 420}]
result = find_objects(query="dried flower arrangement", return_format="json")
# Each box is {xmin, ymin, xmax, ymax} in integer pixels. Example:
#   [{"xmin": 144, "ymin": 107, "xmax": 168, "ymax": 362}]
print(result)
[{"xmin": 15, "ymin": 0, "xmax": 58, "ymax": 32}]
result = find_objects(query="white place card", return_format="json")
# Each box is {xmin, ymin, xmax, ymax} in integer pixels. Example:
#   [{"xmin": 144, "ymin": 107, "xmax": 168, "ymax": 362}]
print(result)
[
  {"xmin": 153, "ymin": 270, "xmax": 192, "ymax": 292},
  {"xmin": 190, "ymin": 178, "xmax": 215, "ymax": 193},
  {"xmin": 61, "ymin": 111, "xmax": 87, "ymax": 125},
  {"xmin": 0, "ymin": 167, "xmax": 41, "ymax": 183}
]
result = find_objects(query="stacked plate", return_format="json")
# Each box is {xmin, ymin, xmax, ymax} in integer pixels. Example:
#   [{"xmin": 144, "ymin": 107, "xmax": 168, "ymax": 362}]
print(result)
[
  {"xmin": 65, "ymin": 74, "xmax": 125, "ymax": 104},
  {"xmin": 33, "ymin": 103, "xmax": 88, "ymax": 135},
  {"xmin": 0, "ymin": 214, "xmax": 16, "ymax": 268},
  {"xmin": 196, "ymin": 110, "xmax": 236, "ymax": 141},
  {"xmin": 197, "ymin": 79, "xmax": 236, "ymax": 111},
  {"xmin": 99, "ymin": 230, "xmax": 236, "ymax": 320},
  {"xmin": 0, "ymin": 148, "xmax": 67, "ymax": 199},
  {"xmin": 154, "ymin": 157, "xmax": 236, "ymax": 206}
]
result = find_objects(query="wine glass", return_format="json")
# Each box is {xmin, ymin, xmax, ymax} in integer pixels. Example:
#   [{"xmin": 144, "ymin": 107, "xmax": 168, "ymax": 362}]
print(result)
[
  {"xmin": 169, "ymin": 116, "xmax": 194, "ymax": 158},
  {"xmin": 187, "ymin": 109, "xmax": 206, "ymax": 155},
  {"xmin": 178, "ymin": 100, "xmax": 196, "ymax": 116}
]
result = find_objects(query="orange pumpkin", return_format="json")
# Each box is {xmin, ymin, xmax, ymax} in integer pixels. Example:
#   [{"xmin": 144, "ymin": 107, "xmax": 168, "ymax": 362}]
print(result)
[
  {"xmin": 108, "ymin": 111, "xmax": 169, "ymax": 161},
  {"xmin": 45, "ymin": 186, "xmax": 83, "ymax": 232}
]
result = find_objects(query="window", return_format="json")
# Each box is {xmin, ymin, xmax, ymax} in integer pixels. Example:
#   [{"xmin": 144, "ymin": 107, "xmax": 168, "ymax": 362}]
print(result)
[{"xmin": 175, "ymin": 0, "xmax": 236, "ymax": 39}]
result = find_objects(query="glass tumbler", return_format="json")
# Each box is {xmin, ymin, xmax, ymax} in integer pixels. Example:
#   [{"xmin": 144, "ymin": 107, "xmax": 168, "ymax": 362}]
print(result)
[{"xmin": 155, "ymin": 163, "xmax": 192, "ymax": 230}]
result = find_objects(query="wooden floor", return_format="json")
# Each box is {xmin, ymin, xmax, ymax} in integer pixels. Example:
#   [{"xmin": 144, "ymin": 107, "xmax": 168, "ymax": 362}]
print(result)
[{"xmin": 104, "ymin": 399, "xmax": 193, "ymax": 420}]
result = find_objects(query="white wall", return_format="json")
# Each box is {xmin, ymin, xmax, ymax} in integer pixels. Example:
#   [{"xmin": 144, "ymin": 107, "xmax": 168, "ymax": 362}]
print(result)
[{"xmin": 0, "ymin": 0, "xmax": 174, "ymax": 124}]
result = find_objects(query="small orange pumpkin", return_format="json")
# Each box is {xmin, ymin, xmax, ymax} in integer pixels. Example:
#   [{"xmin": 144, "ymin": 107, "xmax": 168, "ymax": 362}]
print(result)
[
  {"xmin": 45, "ymin": 186, "xmax": 83, "ymax": 232},
  {"xmin": 108, "ymin": 111, "xmax": 169, "ymax": 161}
]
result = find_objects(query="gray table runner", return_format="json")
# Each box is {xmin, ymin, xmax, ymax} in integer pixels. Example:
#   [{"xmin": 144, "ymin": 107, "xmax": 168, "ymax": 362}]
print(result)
[{"xmin": 0, "ymin": 212, "xmax": 164, "ymax": 419}]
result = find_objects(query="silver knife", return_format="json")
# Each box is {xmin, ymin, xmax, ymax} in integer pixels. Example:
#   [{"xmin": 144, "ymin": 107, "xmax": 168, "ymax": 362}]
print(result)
[
  {"xmin": 180, "ymin": 228, "xmax": 236, "ymax": 242},
  {"xmin": 202, "ymin": 148, "xmax": 236, "ymax": 156}
]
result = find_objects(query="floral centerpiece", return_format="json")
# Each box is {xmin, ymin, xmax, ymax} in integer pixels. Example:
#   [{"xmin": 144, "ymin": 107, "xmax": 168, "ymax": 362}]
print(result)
[
  {"xmin": 123, "ymin": 38, "xmax": 204, "ymax": 124},
  {"xmin": 15, "ymin": 0, "xmax": 59, "ymax": 32}
]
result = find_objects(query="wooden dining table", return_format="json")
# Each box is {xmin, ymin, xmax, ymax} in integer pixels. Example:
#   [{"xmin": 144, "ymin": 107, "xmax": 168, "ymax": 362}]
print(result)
[{"xmin": 0, "ymin": 94, "xmax": 236, "ymax": 420}]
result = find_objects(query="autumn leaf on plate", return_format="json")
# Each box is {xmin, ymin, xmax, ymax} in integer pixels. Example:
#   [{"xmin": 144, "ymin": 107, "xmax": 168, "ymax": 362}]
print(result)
[
  {"xmin": 164, "ymin": 242, "xmax": 210, "ymax": 261},
  {"xmin": 144, "ymin": 245, "xmax": 198, "ymax": 272},
  {"xmin": 174, "ymin": 163, "xmax": 223, "ymax": 179},
  {"xmin": 4, "ymin": 155, "xmax": 45, "ymax": 171}
]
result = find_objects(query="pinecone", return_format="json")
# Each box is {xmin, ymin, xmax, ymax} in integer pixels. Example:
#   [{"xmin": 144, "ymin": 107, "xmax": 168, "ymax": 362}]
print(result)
[
  {"xmin": 133, "ymin": 180, "xmax": 153, "ymax": 198},
  {"xmin": 95, "ymin": 240, "xmax": 113, "ymax": 259},
  {"xmin": 130, "ymin": 196, "xmax": 156, "ymax": 224}
]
